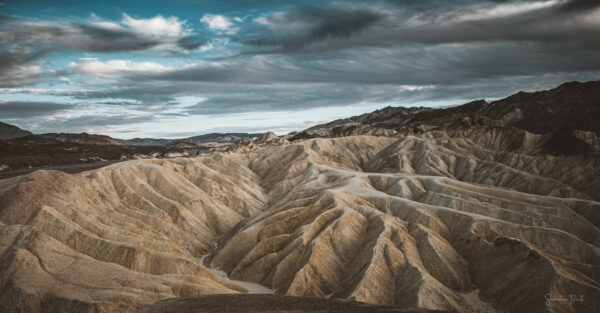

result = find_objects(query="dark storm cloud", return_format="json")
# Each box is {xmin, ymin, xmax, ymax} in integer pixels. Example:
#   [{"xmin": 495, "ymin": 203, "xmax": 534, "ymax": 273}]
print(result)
[
  {"xmin": 237, "ymin": 0, "xmax": 600, "ymax": 53},
  {"xmin": 559, "ymin": 0, "xmax": 600, "ymax": 12},
  {"xmin": 0, "ymin": 100, "xmax": 74, "ymax": 117},
  {"xmin": 80, "ymin": 40, "xmax": 600, "ymax": 87},
  {"xmin": 385, "ymin": 0, "xmax": 599, "ymax": 12},
  {"xmin": 67, "ymin": 24, "xmax": 161, "ymax": 52},
  {"xmin": 239, "ymin": 4, "xmax": 385, "ymax": 51},
  {"xmin": 177, "ymin": 35, "xmax": 205, "ymax": 50},
  {"xmin": 0, "ymin": 49, "xmax": 45, "ymax": 86}
]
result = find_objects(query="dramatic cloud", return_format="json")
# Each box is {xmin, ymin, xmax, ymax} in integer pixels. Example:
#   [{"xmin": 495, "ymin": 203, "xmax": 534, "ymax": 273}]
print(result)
[
  {"xmin": 66, "ymin": 40, "xmax": 600, "ymax": 87},
  {"xmin": 237, "ymin": 0, "xmax": 600, "ymax": 53},
  {"xmin": 244, "ymin": 4, "xmax": 385, "ymax": 51},
  {"xmin": 0, "ymin": 100, "xmax": 74, "ymax": 118},
  {"xmin": 34, "ymin": 114, "xmax": 154, "ymax": 133},
  {"xmin": 0, "ymin": 14, "xmax": 201, "ymax": 53},
  {"xmin": 0, "ymin": 50, "xmax": 43, "ymax": 87},
  {"xmin": 0, "ymin": 0, "xmax": 599, "ymax": 137}
]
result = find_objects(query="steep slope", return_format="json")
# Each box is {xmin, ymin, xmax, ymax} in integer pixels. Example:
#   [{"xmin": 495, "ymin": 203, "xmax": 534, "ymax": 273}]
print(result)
[
  {"xmin": 0, "ymin": 153, "xmax": 269, "ymax": 313},
  {"xmin": 0, "ymin": 121, "xmax": 32, "ymax": 140},
  {"xmin": 1, "ymin": 128, "xmax": 598, "ymax": 313},
  {"xmin": 209, "ymin": 133, "xmax": 600, "ymax": 313}
]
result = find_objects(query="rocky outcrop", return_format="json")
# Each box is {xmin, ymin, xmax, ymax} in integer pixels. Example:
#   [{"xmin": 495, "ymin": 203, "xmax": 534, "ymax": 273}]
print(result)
[{"xmin": 256, "ymin": 131, "xmax": 279, "ymax": 144}]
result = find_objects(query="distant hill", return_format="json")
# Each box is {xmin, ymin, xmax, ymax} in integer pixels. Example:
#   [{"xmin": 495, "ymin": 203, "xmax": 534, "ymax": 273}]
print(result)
[
  {"xmin": 0, "ymin": 127, "xmax": 263, "ymax": 177},
  {"xmin": 166, "ymin": 139, "xmax": 200, "ymax": 148},
  {"xmin": 185, "ymin": 132, "xmax": 263, "ymax": 144},
  {"xmin": 118, "ymin": 138, "xmax": 172, "ymax": 146},
  {"xmin": 40, "ymin": 133, "xmax": 123, "ymax": 145},
  {"xmin": 119, "ymin": 133, "xmax": 263, "ymax": 146},
  {"xmin": 0, "ymin": 121, "xmax": 32, "ymax": 140}
]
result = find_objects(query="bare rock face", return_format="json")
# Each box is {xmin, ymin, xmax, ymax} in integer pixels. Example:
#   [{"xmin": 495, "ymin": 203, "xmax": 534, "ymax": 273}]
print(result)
[
  {"xmin": 256, "ymin": 131, "xmax": 280, "ymax": 144},
  {"xmin": 1, "ymin": 128, "xmax": 599, "ymax": 313}
]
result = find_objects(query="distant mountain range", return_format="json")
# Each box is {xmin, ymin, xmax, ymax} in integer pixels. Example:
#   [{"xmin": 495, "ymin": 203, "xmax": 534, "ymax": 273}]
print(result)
[
  {"xmin": 118, "ymin": 133, "xmax": 263, "ymax": 146},
  {"xmin": 0, "ymin": 125, "xmax": 262, "ymax": 147},
  {"xmin": 296, "ymin": 80, "xmax": 600, "ymax": 155},
  {"xmin": 0, "ymin": 127, "xmax": 263, "ymax": 177}
]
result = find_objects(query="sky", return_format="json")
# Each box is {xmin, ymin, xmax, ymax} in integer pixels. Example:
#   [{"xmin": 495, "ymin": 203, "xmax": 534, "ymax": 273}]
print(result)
[{"xmin": 0, "ymin": 0, "xmax": 599, "ymax": 139}]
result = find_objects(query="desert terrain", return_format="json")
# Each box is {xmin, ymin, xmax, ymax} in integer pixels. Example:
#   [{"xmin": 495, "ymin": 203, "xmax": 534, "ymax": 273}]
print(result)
[{"xmin": 0, "ymin": 81, "xmax": 599, "ymax": 313}]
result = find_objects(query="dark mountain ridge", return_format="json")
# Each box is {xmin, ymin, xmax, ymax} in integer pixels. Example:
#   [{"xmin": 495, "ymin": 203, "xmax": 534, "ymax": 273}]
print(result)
[
  {"xmin": 0, "ymin": 121, "xmax": 32, "ymax": 140},
  {"xmin": 300, "ymin": 80, "xmax": 600, "ymax": 155}
]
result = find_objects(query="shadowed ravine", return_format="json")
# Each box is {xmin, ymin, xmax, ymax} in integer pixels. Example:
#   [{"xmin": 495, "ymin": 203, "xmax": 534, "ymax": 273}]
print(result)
[{"xmin": 0, "ymin": 129, "xmax": 599, "ymax": 313}]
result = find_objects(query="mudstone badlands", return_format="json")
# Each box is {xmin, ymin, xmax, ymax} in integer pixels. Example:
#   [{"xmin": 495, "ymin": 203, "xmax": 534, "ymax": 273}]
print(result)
[{"xmin": 0, "ymin": 81, "xmax": 599, "ymax": 313}]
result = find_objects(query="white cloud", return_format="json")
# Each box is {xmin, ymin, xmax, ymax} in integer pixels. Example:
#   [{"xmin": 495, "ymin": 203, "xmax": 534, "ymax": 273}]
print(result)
[
  {"xmin": 70, "ymin": 58, "xmax": 177, "ymax": 77},
  {"xmin": 90, "ymin": 21, "xmax": 123, "ymax": 31},
  {"xmin": 201, "ymin": 14, "xmax": 237, "ymax": 34},
  {"xmin": 457, "ymin": 0, "xmax": 563, "ymax": 21},
  {"xmin": 123, "ymin": 14, "xmax": 190, "ymax": 40},
  {"xmin": 253, "ymin": 16, "xmax": 272, "ymax": 26},
  {"xmin": 122, "ymin": 14, "xmax": 192, "ymax": 50}
]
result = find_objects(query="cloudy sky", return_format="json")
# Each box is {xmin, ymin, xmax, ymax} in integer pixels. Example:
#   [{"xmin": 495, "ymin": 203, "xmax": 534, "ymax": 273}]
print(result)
[{"xmin": 1, "ymin": 0, "xmax": 599, "ymax": 138}]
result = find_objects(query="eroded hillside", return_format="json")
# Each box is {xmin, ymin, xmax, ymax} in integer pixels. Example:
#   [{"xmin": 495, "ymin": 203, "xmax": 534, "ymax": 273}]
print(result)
[{"xmin": 1, "ymin": 126, "xmax": 598, "ymax": 313}]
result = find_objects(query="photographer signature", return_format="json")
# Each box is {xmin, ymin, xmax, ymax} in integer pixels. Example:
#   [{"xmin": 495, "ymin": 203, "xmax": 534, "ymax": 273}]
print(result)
[{"xmin": 545, "ymin": 294, "xmax": 584, "ymax": 306}]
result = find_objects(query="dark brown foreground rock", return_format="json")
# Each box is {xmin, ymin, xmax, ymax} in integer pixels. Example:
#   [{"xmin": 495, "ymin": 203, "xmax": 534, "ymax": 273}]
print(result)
[{"xmin": 133, "ymin": 294, "xmax": 447, "ymax": 313}]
